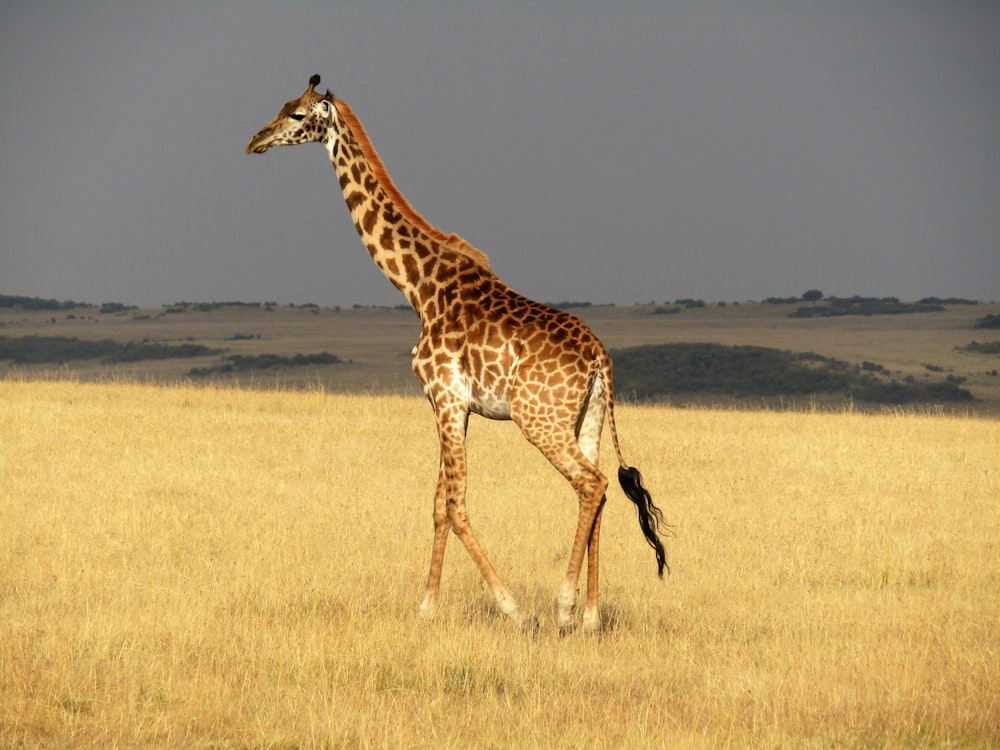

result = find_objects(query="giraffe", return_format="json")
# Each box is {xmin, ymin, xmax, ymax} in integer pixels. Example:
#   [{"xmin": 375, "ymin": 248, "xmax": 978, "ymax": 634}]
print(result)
[{"xmin": 247, "ymin": 75, "xmax": 668, "ymax": 633}]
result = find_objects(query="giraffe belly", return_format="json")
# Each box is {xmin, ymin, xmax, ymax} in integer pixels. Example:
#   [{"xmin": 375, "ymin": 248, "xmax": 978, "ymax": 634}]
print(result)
[
  {"xmin": 467, "ymin": 340, "xmax": 516, "ymax": 420},
  {"xmin": 470, "ymin": 388, "xmax": 511, "ymax": 420}
]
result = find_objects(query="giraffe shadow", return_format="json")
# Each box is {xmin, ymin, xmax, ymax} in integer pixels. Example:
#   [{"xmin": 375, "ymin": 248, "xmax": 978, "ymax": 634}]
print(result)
[
  {"xmin": 593, "ymin": 600, "xmax": 633, "ymax": 636},
  {"xmin": 457, "ymin": 586, "xmax": 637, "ymax": 638}
]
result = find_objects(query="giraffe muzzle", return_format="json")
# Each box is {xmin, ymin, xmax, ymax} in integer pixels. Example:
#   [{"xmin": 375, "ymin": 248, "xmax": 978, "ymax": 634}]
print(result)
[{"xmin": 246, "ymin": 134, "xmax": 273, "ymax": 154}]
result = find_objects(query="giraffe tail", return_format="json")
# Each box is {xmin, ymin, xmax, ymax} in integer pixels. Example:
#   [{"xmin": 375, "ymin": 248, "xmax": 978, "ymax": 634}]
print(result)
[
  {"xmin": 603, "ymin": 356, "xmax": 670, "ymax": 577},
  {"xmin": 618, "ymin": 466, "xmax": 669, "ymax": 577}
]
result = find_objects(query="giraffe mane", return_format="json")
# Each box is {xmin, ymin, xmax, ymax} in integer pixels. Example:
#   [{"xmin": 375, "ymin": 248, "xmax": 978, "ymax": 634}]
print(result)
[{"xmin": 334, "ymin": 98, "xmax": 493, "ymax": 272}]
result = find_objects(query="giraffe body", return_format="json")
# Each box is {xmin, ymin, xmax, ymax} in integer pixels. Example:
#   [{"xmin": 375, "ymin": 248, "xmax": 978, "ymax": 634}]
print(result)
[{"xmin": 247, "ymin": 76, "xmax": 667, "ymax": 633}]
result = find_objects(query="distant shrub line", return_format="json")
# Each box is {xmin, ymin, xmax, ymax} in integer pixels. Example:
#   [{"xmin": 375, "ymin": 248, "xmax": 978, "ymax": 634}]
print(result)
[
  {"xmin": 99, "ymin": 302, "xmax": 138, "ymax": 314},
  {"xmin": 918, "ymin": 297, "xmax": 980, "ymax": 306},
  {"xmin": 189, "ymin": 352, "xmax": 342, "ymax": 377},
  {"xmin": 961, "ymin": 340, "xmax": 1000, "ymax": 354},
  {"xmin": 0, "ymin": 295, "xmax": 86, "ymax": 311},
  {"xmin": 611, "ymin": 343, "xmax": 974, "ymax": 405},
  {"xmin": 0, "ymin": 335, "xmax": 348, "ymax": 376},
  {"xmin": 164, "ymin": 301, "xmax": 281, "ymax": 314},
  {"xmin": 789, "ymin": 297, "xmax": 946, "ymax": 318},
  {"xmin": 0, "ymin": 336, "xmax": 219, "ymax": 365}
]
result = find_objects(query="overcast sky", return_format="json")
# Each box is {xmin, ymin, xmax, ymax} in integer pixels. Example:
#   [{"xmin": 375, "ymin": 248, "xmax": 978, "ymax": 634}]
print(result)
[{"xmin": 2, "ymin": 1, "xmax": 998, "ymax": 307}]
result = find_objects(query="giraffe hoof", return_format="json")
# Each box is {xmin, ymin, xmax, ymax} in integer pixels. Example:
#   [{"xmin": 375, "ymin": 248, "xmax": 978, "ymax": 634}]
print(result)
[
  {"xmin": 558, "ymin": 622, "xmax": 577, "ymax": 638},
  {"xmin": 520, "ymin": 615, "xmax": 540, "ymax": 640},
  {"xmin": 418, "ymin": 599, "xmax": 437, "ymax": 621}
]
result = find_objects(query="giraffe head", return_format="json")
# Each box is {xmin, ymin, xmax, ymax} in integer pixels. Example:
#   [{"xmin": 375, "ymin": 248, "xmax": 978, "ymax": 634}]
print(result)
[{"xmin": 246, "ymin": 74, "xmax": 336, "ymax": 154}]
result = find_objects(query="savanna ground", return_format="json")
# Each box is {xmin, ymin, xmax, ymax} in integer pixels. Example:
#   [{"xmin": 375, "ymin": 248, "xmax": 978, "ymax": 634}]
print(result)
[{"xmin": 2, "ymin": 379, "xmax": 998, "ymax": 748}]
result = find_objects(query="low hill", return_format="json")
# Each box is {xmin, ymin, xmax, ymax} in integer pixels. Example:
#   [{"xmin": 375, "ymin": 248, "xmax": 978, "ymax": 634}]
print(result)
[{"xmin": 612, "ymin": 342, "xmax": 973, "ymax": 408}]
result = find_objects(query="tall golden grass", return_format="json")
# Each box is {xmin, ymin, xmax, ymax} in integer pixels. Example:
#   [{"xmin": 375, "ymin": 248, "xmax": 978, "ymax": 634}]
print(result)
[{"xmin": 2, "ymin": 379, "xmax": 997, "ymax": 748}]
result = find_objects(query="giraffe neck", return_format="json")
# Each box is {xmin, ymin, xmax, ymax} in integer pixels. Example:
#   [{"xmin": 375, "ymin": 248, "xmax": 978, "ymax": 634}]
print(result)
[{"xmin": 324, "ymin": 99, "xmax": 493, "ymax": 313}]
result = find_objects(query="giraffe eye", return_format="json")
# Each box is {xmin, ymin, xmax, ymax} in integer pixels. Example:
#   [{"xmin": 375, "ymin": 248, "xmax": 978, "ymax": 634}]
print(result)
[{"xmin": 289, "ymin": 113, "xmax": 306, "ymax": 122}]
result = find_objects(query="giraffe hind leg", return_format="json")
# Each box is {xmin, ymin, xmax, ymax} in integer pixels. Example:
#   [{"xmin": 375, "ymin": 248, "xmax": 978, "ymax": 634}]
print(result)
[
  {"xmin": 555, "ymin": 453, "xmax": 607, "ymax": 633},
  {"xmin": 581, "ymin": 495, "xmax": 606, "ymax": 633},
  {"xmin": 576, "ymin": 372, "xmax": 608, "ymax": 633},
  {"xmin": 514, "ymin": 405, "xmax": 608, "ymax": 633}
]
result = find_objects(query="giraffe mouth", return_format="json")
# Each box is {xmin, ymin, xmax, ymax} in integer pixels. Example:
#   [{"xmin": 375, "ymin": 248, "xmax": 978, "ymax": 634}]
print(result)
[
  {"xmin": 246, "ymin": 130, "xmax": 278, "ymax": 154},
  {"xmin": 246, "ymin": 137, "xmax": 272, "ymax": 154}
]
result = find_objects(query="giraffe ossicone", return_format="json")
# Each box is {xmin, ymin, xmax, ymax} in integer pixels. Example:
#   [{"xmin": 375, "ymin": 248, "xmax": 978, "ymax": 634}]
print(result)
[{"xmin": 247, "ymin": 75, "xmax": 669, "ymax": 634}]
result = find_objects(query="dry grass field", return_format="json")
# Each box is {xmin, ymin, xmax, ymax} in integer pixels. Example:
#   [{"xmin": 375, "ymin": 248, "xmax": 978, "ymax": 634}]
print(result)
[{"xmin": 2, "ymin": 379, "xmax": 998, "ymax": 748}]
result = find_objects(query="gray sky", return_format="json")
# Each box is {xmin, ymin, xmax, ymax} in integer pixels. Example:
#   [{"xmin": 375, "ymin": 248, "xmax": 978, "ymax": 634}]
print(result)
[{"xmin": 2, "ymin": 1, "xmax": 998, "ymax": 307}]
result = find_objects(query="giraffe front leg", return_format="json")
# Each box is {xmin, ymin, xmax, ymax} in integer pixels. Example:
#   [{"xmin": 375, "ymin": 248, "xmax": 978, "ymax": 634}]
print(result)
[
  {"xmin": 427, "ymin": 401, "xmax": 535, "ymax": 634},
  {"xmin": 419, "ymin": 462, "xmax": 450, "ymax": 620},
  {"xmin": 449, "ymin": 500, "xmax": 533, "ymax": 632}
]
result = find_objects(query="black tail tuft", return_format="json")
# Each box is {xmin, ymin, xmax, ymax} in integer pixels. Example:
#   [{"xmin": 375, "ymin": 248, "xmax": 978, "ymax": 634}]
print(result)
[{"xmin": 618, "ymin": 465, "xmax": 669, "ymax": 578}]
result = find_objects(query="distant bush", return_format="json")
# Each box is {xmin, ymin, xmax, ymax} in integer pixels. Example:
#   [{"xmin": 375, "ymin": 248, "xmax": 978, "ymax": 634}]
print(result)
[
  {"xmin": 0, "ymin": 336, "xmax": 121, "ymax": 363},
  {"xmin": 973, "ymin": 314, "xmax": 1000, "ymax": 329},
  {"xmin": 919, "ymin": 297, "xmax": 979, "ymax": 306},
  {"xmin": 0, "ymin": 294, "xmax": 85, "ymax": 311},
  {"xmin": 610, "ymin": 342, "xmax": 973, "ymax": 405},
  {"xmin": 653, "ymin": 306, "xmax": 682, "ymax": 315},
  {"xmin": 851, "ymin": 378, "xmax": 973, "ymax": 405},
  {"xmin": 790, "ymin": 296, "xmax": 945, "ymax": 318},
  {"xmin": 861, "ymin": 361, "xmax": 889, "ymax": 374},
  {"xmin": 612, "ymin": 343, "xmax": 853, "ymax": 400},
  {"xmin": 960, "ymin": 340, "xmax": 1000, "ymax": 354},
  {"xmin": 100, "ymin": 302, "xmax": 137, "ymax": 314},
  {"xmin": 0, "ymin": 335, "xmax": 219, "ymax": 364},
  {"xmin": 164, "ymin": 301, "xmax": 265, "ymax": 313},
  {"xmin": 189, "ymin": 352, "xmax": 342, "ymax": 377},
  {"xmin": 106, "ymin": 342, "xmax": 217, "ymax": 363}
]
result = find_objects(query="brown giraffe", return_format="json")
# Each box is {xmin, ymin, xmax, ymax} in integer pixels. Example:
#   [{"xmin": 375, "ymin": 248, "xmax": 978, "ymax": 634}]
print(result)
[{"xmin": 247, "ymin": 75, "xmax": 668, "ymax": 633}]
